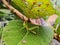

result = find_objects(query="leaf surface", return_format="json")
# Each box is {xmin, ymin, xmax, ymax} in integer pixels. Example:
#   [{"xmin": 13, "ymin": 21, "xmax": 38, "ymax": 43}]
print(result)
[{"xmin": 2, "ymin": 20, "xmax": 54, "ymax": 45}]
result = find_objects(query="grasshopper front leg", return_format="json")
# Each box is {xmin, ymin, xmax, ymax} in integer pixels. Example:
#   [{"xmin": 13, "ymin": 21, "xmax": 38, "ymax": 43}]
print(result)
[{"xmin": 23, "ymin": 21, "xmax": 39, "ymax": 34}]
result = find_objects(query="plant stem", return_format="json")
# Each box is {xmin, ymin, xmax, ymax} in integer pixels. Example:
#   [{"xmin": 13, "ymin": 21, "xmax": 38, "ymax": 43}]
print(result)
[{"xmin": 2, "ymin": 0, "xmax": 28, "ymax": 21}]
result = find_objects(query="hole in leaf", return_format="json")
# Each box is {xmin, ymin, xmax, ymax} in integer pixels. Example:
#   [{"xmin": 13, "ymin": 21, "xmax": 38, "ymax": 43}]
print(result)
[{"xmin": 22, "ymin": 40, "xmax": 27, "ymax": 44}]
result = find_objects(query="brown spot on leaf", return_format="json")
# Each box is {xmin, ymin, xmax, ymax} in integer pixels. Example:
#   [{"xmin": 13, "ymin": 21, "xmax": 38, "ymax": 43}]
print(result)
[
  {"xmin": 46, "ymin": 4, "xmax": 49, "ymax": 7},
  {"xmin": 38, "ymin": 4, "xmax": 41, "ymax": 7},
  {"xmin": 33, "ymin": 2, "xmax": 36, "ymax": 5},
  {"xmin": 37, "ymin": 10, "xmax": 40, "ymax": 12}
]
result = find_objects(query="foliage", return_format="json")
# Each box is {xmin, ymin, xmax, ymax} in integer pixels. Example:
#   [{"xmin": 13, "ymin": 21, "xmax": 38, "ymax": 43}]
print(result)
[
  {"xmin": 54, "ymin": 10, "xmax": 60, "ymax": 35},
  {"xmin": 2, "ymin": 20, "xmax": 54, "ymax": 45},
  {"xmin": 0, "ymin": 9, "xmax": 15, "ymax": 21},
  {"xmin": 11, "ymin": 0, "xmax": 55, "ymax": 18},
  {"xmin": 0, "ymin": 4, "xmax": 6, "ymax": 9},
  {"xmin": 0, "ymin": 0, "xmax": 60, "ymax": 45},
  {"xmin": 0, "ymin": 28, "xmax": 2, "ymax": 38},
  {"xmin": 56, "ymin": 25, "xmax": 60, "ymax": 34}
]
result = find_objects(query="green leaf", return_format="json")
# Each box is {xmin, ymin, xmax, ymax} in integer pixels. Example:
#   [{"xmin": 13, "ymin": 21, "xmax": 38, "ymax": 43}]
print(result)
[
  {"xmin": 0, "ymin": 4, "xmax": 6, "ymax": 9},
  {"xmin": 0, "ymin": 28, "xmax": 2, "ymax": 38},
  {"xmin": 56, "ymin": 25, "xmax": 60, "ymax": 34},
  {"xmin": 0, "ymin": 9, "xmax": 16, "ymax": 20},
  {"xmin": 0, "ymin": 9, "xmax": 11, "ymax": 17},
  {"xmin": 54, "ymin": 17, "xmax": 60, "ymax": 28},
  {"xmin": 2, "ymin": 20, "xmax": 54, "ymax": 45},
  {"xmin": 56, "ymin": 10, "xmax": 60, "ymax": 16},
  {"xmin": 54, "ymin": 10, "xmax": 60, "ymax": 27},
  {"xmin": 54, "ymin": 10, "xmax": 60, "ymax": 35},
  {"xmin": 0, "ymin": 9, "xmax": 11, "ymax": 14}
]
